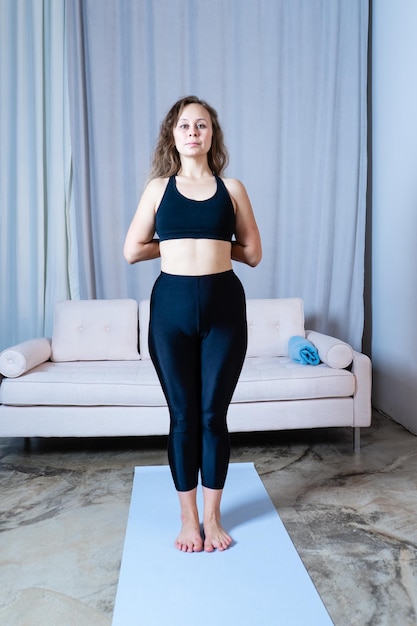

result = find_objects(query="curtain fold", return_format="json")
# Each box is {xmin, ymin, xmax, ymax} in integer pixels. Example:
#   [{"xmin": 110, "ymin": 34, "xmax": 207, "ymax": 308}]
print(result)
[{"xmin": 0, "ymin": 0, "xmax": 74, "ymax": 350}]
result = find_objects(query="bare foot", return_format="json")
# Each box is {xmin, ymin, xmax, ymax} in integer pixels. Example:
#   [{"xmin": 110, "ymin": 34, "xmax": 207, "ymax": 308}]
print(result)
[
  {"xmin": 203, "ymin": 515, "xmax": 232, "ymax": 552},
  {"xmin": 202, "ymin": 486, "xmax": 232, "ymax": 552},
  {"xmin": 175, "ymin": 513, "xmax": 203, "ymax": 553},
  {"xmin": 175, "ymin": 489, "xmax": 203, "ymax": 553}
]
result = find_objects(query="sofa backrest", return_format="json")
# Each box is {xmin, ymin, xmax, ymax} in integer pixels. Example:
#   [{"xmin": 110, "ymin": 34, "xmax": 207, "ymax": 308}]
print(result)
[
  {"xmin": 51, "ymin": 299, "xmax": 140, "ymax": 361},
  {"xmin": 246, "ymin": 298, "xmax": 305, "ymax": 357},
  {"xmin": 139, "ymin": 297, "xmax": 305, "ymax": 359},
  {"xmin": 138, "ymin": 300, "xmax": 151, "ymax": 359},
  {"xmin": 48, "ymin": 297, "xmax": 305, "ymax": 361}
]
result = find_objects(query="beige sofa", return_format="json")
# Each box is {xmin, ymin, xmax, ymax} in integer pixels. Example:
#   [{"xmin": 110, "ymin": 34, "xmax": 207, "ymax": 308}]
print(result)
[{"xmin": 0, "ymin": 298, "xmax": 372, "ymax": 449}]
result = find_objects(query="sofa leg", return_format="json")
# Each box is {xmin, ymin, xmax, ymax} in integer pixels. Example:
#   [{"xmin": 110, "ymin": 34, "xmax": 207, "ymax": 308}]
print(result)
[{"xmin": 353, "ymin": 427, "xmax": 360, "ymax": 452}]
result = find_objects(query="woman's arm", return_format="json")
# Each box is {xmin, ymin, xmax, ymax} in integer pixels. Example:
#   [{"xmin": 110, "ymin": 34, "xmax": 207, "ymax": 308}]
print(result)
[
  {"xmin": 123, "ymin": 178, "xmax": 167, "ymax": 264},
  {"xmin": 225, "ymin": 179, "xmax": 262, "ymax": 267}
]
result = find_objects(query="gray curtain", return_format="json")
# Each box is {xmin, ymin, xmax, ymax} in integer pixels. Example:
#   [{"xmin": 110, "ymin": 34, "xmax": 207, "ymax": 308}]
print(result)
[
  {"xmin": 0, "ymin": 0, "xmax": 74, "ymax": 348},
  {"xmin": 67, "ymin": 0, "xmax": 368, "ymax": 350},
  {"xmin": 0, "ymin": 0, "xmax": 368, "ymax": 351}
]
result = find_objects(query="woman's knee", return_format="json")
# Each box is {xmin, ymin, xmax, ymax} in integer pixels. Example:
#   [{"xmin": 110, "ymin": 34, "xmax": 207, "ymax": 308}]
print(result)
[
  {"xmin": 170, "ymin": 408, "xmax": 200, "ymax": 435},
  {"xmin": 201, "ymin": 408, "xmax": 228, "ymax": 434}
]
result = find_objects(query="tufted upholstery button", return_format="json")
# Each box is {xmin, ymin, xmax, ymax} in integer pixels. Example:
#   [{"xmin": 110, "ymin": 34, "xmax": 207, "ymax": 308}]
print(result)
[
  {"xmin": 105, "ymin": 327, "xmax": 111, "ymax": 332},
  {"xmin": 79, "ymin": 326, "xmax": 84, "ymax": 332}
]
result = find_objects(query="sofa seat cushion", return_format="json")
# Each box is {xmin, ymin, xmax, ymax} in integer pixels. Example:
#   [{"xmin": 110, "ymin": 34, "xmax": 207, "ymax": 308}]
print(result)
[
  {"xmin": 232, "ymin": 357, "xmax": 354, "ymax": 402},
  {"xmin": 0, "ymin": 356, "xmax": 354, "ymax": 407},
  {"xmin": 0, "ymin": 361, "xmax": 166, "ymax": 407}
]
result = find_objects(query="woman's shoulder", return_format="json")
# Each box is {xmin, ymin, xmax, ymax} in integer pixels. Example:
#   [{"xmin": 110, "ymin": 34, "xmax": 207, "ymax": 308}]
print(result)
[
  {"xmin": 146, "ymin": 176, "xmax": 171, "ymax": 190},
  {"xmin": 221, "ymin": 176, "xmax": 245, "ymax": 189},
  {"xmin": 220, "ymin": 177, "xmax": 248, "ymax": 200},
  {"xmin": 140, "ymin": 177, "xmax": 171, "ymax": 211},
  {"xmin": 144, "ymin": 176, "xmax": 170, "ymax": 198}
]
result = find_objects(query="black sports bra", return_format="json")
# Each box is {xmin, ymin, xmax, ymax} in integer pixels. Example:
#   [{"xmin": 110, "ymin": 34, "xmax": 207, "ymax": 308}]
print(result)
[{"xmin": 155, "ymin": 175, "xmax": 235, "ymax": 242}]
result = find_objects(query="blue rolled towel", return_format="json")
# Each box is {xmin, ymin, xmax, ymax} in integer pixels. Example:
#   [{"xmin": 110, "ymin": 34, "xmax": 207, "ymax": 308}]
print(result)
[{"xmin": 288, "ymin": 335, "xmax": 320, "ymax": 365}]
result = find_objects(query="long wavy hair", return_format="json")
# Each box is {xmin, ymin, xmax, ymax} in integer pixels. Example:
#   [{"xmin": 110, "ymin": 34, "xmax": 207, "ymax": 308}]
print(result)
[{"xmin": 148, "ymin": 96, "xmax": 229, "ymax": 180}]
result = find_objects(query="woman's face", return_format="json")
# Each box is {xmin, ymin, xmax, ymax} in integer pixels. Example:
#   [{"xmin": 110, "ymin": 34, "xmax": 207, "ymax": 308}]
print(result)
[{"xmin": 173, "ymin": 103, "xmax": 213, "ymax": 158}]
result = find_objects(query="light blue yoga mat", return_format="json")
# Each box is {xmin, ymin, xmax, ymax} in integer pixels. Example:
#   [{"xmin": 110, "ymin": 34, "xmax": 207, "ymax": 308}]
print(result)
[{"xmin": 112, "ymin": 463, "xmax": 333, "ymax": 625}]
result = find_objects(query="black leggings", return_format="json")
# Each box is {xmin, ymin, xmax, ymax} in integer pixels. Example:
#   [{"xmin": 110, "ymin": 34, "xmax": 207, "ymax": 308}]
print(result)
[{"xmin": 149, "ymin": 270, "xmax": 247, "ymax": 492}]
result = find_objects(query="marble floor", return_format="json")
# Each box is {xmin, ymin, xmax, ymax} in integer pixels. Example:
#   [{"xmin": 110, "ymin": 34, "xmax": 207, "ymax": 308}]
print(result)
[{"xmin": 0, "ymin": 409, "xmax": 416, "ymax": 626}]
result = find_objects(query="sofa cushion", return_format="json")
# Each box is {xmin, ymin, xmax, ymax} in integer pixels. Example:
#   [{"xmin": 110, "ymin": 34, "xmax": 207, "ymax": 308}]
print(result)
[
  {"xmin": 0, "ymin": 361, "xmax": 165, "ymax": 406},
  {"xmin": 306, "ymin": 331, "xmax": 353, "ymax": 369},
  {"xmin": 138, "ymin": 300, "xmax": 151, "ymax": 359},
  {"xmin": 246, "ymin": 298, "xmax": 305, "ymax": 357},
  {"xmin": 51, "ymin": 299, "xmax": 140, "ymax": 362},
  {"xmin": 0, "ymin": 338, "xmax": 51, "ymax": 378},
  {"xmin": 0, "ymin": 357, "xmax": 354, "ymax": 407},
  {"xmin": 233, "ymin": 357, "xmax": 354, "ymax": 402}
]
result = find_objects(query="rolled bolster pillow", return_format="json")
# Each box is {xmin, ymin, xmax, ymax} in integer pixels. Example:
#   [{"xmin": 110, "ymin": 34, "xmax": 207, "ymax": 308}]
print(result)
[
  {"xmin": 288, "ymin": 335, "xmax": 320, "ymax": 365},
  {"xmin": 0, "ymin": 338, "xmax": 51, "ymax": 378},
  {"xmin": 305, "ymin": 331, "xmax": 353, "ymax": 369}
]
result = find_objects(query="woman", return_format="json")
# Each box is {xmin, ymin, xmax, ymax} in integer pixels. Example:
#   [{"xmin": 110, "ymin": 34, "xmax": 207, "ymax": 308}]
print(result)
[{"xmin": 124, "ymin": 96, "xmax": 262, "ymax": 553}]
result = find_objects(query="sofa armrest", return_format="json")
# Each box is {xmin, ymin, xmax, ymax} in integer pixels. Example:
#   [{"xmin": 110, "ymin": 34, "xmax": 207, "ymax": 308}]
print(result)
[
  {"xmin": 351, "ymin": 350, "xmax": 372, "ymax": 427},
  {"xmin": 305, "ymin": 330, "xmax": 353, "ymax": 369},
  {"xmin": 0, "ymin": 338, "xmax": 51, "ymax": 378},
  {"xmin": 306, "ymin": 331, "xmax": 372, "ymax": 428}
]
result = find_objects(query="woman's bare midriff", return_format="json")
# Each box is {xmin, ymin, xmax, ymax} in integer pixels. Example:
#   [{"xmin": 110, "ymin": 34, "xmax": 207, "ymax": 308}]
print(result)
[{"xmin": 159, "ymin": 239, "xmax": 233, "ymax": 276}]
